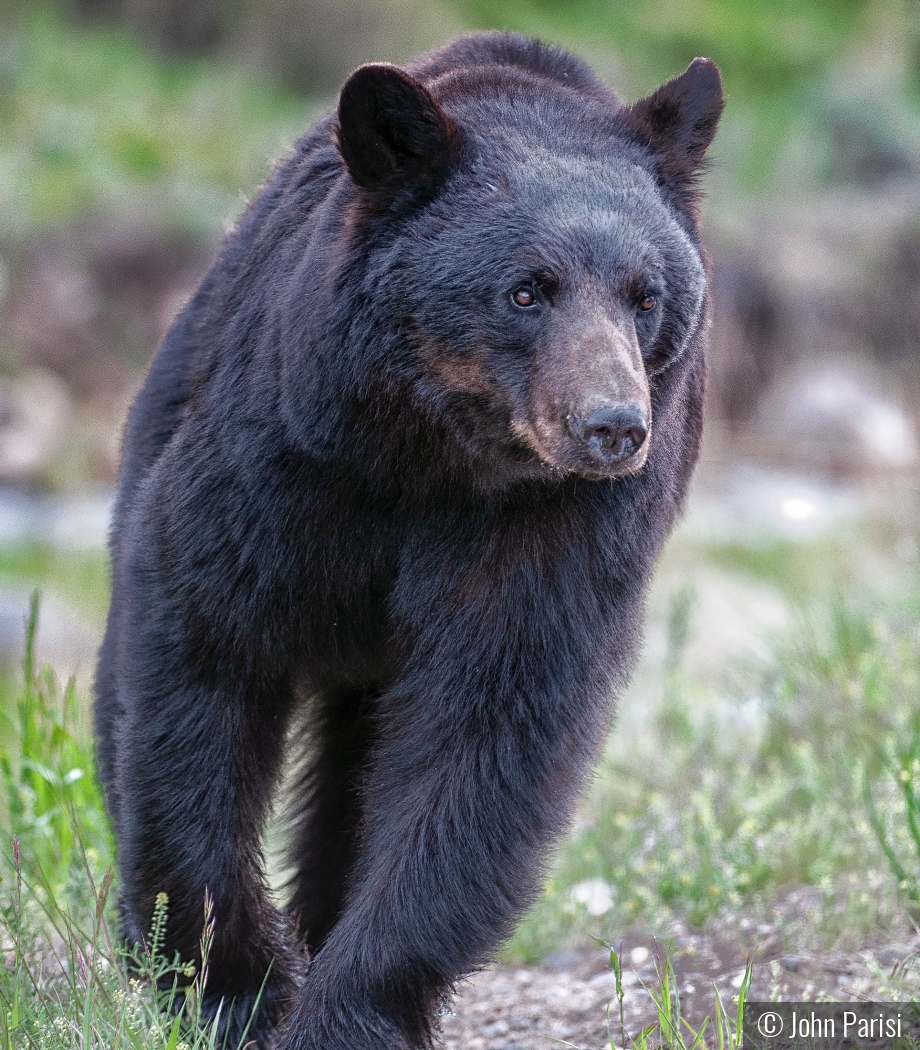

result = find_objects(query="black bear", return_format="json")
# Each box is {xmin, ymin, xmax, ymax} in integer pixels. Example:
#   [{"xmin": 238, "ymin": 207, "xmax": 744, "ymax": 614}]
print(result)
[{"xmin": 95, "ymin": 31, "xmax": 723, "ymax": 1050}]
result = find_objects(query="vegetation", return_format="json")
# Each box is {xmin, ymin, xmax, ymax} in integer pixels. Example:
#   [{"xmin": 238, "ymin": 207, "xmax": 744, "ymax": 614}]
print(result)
[
  {"xmin": 2, "ymin": 0, "xmax": 918, "ymax": 256},
  {"xmin": 511, "ymin": 533, "xmax": 920, "ymax": 960},
  {"xmin": 0, "ymin": 545, "xmax": 110, "ymax": 627},
  {"xmin": 603, "ymin": 950, "xmax": 751, "ymax": 1050},
  {"xmin": 0, "ymin": 8, "xmax": 314, "ymax": 245},
  {"xmin": 455, "ymin": 0, "xmax": 896, "ymax": 96},
  {"xmin": 0, "ymin": 599, "xmax": 257, "ymax": 1049},
  {"xmin": 451, "ymin": 0, "xmax": 920, "ymax": 189}
]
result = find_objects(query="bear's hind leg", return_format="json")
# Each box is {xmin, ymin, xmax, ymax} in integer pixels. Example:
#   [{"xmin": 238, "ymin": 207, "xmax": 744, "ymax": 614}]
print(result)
[{"xmin": 285, "ymin": 690, "xmax": 375, "ymax": 955}]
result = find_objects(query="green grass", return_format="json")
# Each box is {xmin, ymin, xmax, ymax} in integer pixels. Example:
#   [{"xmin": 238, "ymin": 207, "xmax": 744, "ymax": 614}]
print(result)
[
  {"xmin": 0, "ymin": 596, "xmax": 110, "ymax": 892},
  {"xmin": 0, "ymin": 8, "xmax": 316, "ymax": 246},
  {"xmin": 0, "ymin": 544, "xmax": 110, "ymax": 627},
  {"xmin": 448, "ymin": 0, "xmax": 920, "ymax": 191},
  {"xmin": 456, "ymin": 0, "xmax": 872, "ymax": 97},
  {"xmin": 603, "ymin": 949, "xmax": 751, "ymax": 1050},
  {"xmin": 3, "ymin": 0, "xmax": 918, "ymax": 259},
  {"xmin": 0, "ymin": 850, "xmax": 267, "ymax": 1049},
  {"xmin": 0, "ymin": 598, "xmax": 268, "ymax": 1049},
  {"xmin": 505, "ymin": 541, "xmax": 920, "ymax": 961}
]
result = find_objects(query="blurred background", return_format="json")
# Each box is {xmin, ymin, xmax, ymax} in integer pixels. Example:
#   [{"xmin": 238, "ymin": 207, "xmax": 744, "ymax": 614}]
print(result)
[
  {"xmin": 1, "ymin": 0, "xmax": 919, "ymax": 665},
  {"xmin": 3, "ymin": 0, "xmax": 920, "ymax": 1009}
]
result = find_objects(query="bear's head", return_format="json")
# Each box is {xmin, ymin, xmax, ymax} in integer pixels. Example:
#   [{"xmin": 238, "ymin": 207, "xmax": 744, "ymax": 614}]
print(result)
[{"xmin": 335, "ymin": 49, "xmax": 723, "ymax": 483}]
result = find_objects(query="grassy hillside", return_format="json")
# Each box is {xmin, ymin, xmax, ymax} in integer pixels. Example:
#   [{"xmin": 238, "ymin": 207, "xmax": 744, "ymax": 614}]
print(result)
[
  {"xmin": 0, "ymin": 10, "xmax": 315, "ymax": 246},
  {"xmin": 3, "ymin": 0, "xmax": 918, "ymax": 253}
]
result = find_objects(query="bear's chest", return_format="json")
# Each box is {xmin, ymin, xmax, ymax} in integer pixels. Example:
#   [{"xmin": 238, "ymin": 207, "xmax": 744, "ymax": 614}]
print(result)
[{"xmin": 293, "ymin": 506, "xmax": 402, "ymax": 692}]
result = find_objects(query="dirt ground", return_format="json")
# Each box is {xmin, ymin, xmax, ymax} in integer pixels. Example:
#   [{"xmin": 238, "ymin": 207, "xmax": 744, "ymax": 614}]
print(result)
[{"xmin": 440, "ymin": 911, "xmax": 920, "ymax": 1050}]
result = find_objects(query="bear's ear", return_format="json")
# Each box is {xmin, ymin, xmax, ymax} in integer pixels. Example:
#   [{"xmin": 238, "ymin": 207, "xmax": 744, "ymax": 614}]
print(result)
[
  {"xmin": 628, "ymin": 58, "xmax": 724, "ymax": 174},
  {"xmin": 337, "ymin": 63, "xmax": 458, "ymax": 192}
]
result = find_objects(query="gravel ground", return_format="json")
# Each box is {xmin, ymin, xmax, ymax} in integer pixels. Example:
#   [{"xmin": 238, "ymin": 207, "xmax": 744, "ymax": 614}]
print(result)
[{"xmin": 440, "ymin": 918, "xmax": 920, "ymax": 1050}]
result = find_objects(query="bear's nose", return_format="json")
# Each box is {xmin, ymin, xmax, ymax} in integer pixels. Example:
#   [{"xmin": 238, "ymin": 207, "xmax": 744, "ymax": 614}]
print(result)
[{"xmin": 569, "ymin": 406, "xmax": 648, "ymax": 460}]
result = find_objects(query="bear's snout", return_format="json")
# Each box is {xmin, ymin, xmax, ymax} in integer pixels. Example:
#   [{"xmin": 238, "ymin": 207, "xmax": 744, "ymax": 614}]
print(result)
[
  {"xmin": 568, "ymin": 404, "xmax": 649, "ymax": 465},
  {"xmin": 526, "ymin": 313, "xmax": 653, "ymax": 478}
]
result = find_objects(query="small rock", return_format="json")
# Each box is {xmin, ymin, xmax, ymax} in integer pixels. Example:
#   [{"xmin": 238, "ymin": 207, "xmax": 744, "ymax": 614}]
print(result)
[
  {"xmin": 587, "ymin": 971, "xmax": 618, "ymax": 991},
  {"xmin": 483, "ymin": 1021, "xmax": 509, "ymax": 1038},
  {"xmin": 873, "ymin": 945, "xmax": 909, "ymax": 967}
]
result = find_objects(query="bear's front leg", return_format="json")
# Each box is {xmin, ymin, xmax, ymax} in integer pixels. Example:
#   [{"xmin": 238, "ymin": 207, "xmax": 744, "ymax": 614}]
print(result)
[
  {"xmin": 111, "ymin": 602, "xmax": 304, "ymax": 1048},
  {"xmin": 277, "ymin": 539, "xmax": 620, "ymax": 1049}
]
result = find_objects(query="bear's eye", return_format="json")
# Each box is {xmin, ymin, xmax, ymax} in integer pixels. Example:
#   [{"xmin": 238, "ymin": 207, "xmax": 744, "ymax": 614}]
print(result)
[
  {"xmin": 511, "ymin": 285, "xmax": 537, "ymax": 308},
  {"xmin": 638, "ymin": 294, "xmax": 656, "ymax": 312}
]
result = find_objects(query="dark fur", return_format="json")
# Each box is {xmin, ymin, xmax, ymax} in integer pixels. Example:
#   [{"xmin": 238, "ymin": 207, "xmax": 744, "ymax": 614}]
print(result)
[{"xmin": 95, "ymin": 32, "xmax": 723, "ymax": 1050}]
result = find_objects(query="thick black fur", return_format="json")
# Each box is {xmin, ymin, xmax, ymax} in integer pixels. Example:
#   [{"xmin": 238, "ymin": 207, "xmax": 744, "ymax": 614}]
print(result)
[{"xmin": 96, "ymin": 31, "xmax": 723, "ymax": 1050}]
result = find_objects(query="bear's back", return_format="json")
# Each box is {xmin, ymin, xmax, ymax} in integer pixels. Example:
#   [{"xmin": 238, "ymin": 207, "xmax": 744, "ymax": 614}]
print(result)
[{"xmin": 407, "ymin": 31, "xmax": 613, "ymax": 101}]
